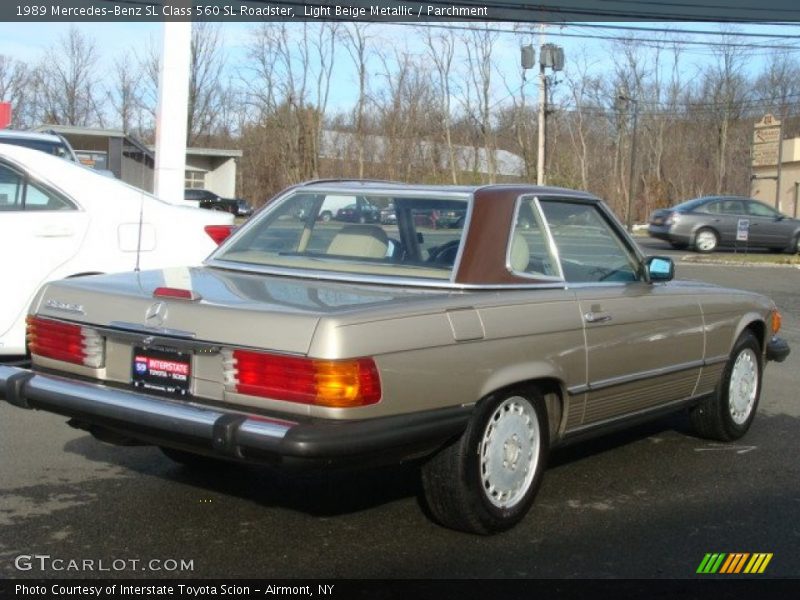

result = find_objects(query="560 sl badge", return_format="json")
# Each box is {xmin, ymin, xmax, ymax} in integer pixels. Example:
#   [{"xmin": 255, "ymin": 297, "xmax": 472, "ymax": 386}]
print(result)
[{"xmin": 44, "ymin": 299, "xmax": 85, "ymax": 315}]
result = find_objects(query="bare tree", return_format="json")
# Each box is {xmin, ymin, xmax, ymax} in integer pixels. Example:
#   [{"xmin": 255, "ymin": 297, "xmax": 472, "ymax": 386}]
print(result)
[
  {"xmin": 33, "ymin": 26, "xmax": 104, "ymax": 126},
  {"xmin": 343, "ymin": 23, "xmax": 371, "ymax": 179},
  {"xmin": 700, "ymin": 31, "xmax": 751, "ymax": 194},
  {"xmin": 188, "ymin": 23, "xmax": 228, "ymax": 145},
  {"xmin": 0, "ymin": 55, "xmax": 30, "ymax": 127},
  {"xmin": 755, "ymin": 50, "xmax": 800, "ymax": 131},
  {"xmin": 110, "ymin": 51, "xmax": 145, "ymax": 134},
  {"xmin": 425, "ymin": 29, "xmax": 459, "ymax": 183},
  {"xmin": 462, "ymin": 25, "xmax": 499, "ymax": 182}
]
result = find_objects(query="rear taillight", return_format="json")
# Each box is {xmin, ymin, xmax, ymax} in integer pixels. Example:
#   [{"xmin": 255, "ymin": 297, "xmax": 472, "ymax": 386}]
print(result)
[
  {"xmin": 27, "ymin": 316, "xmax": 105, "ymax": 368},
  {"xmin": 222, "ymin": 349, "xmax": 381, "ymax": 408},
  {"xmin": 205, "ymin": 225, "xmax": 234, "ymax": 245}
]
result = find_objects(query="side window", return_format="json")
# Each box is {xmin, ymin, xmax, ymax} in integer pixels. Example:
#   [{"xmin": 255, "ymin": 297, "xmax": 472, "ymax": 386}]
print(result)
[
  {"xmin": 0, "ymin": 164, "xmax": 24, "ymax": 211},
  {"xmin": 24, "ymin": 181, "xmax": 75, "ymax": 211},
  {"xmin": 507, "ymin": 197, "xmax": 560, "ymax": 278},
  {"xmin": 0, "ymin": 164, "xmax": 74, "ymax": 211},
  {"xmin": 718, "ymin": 200, "xmax": 745, "ymax": 215},
  {"xmin": 698, "ymin": 201, "xmax": 721, "ymax": 214},
  {"xmin": 539, "ymin": 200, "xmax": 641, "ymax": 283},
  {"xmin": 747, "ymin": 202, "xmax": 780, "ymax": 218}
]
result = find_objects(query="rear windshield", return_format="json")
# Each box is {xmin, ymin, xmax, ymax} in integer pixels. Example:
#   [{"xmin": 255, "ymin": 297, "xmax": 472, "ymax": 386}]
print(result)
[
  {"xmin": 673, "ymin": 197, "xmax": 718, "ymax": 212},
  {"xmin": 215, "ymin": 191, "xmax": 469, "ymax": 281}
]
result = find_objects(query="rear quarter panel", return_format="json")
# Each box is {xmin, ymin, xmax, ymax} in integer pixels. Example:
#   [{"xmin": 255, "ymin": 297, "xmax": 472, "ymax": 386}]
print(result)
[{"xmin": 306, "ymin": 288, "xmax": 585, "ymax": 422}]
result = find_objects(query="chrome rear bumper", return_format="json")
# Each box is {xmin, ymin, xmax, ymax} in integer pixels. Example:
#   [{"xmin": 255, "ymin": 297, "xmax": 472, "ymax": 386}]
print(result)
[{"xmin": 0, "ymin": 366, "xmax": 470, "ymax": 466}]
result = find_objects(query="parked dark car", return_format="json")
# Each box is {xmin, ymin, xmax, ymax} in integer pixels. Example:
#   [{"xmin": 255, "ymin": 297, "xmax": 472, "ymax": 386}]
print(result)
[
  {"xmin": 0, "ymin": 129, "xmax": 79, "ymax": 163},
  {"xmin": 234, "ymin": 198, "xmax": 254, "ymax": 217},
  {"xmin": 184, "ymin": 189, "xmax": 252, "ymax": 216},
  {"xmin": 335, "ymin": 201, "xmax": 380, "ymax": 223},
  {"xmin": 649, "ymin": 196, "xmax": 800, "ymax": 253}
]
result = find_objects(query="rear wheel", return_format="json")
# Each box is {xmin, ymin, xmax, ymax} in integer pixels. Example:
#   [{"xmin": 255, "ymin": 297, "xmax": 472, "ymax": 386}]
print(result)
[
  {"xmin": 694, "ymin": 228, "xmax": 719, "ymax": 253},
  {"xmin": 689, "ymin": 330, "xmax": 762, "ymax": 441},
  {"xmin": 421, "ymin": 389, "xmax": 548, "ymax": 534},
  {"xmin": 320, "ymin": 211, "xmax": 332, "ymax": 223}
]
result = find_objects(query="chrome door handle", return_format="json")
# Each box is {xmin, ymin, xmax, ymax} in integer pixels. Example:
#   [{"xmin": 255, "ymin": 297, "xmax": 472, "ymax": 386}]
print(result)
[{"xmin": 584, "ymin": 311, "xmax": 612, "ymax": 324}]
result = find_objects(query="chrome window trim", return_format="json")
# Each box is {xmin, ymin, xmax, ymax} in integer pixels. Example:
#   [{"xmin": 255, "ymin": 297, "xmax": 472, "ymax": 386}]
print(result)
[
  {"xmin": 503, "ymin": 194, "xmax": 565, "ymax": 283},
  {"xmin": 207, "ymin": 186, "xmax": 473, "ymax": 268},
  {"xmin": 448, "ymin": 195, "xmax": 475, "ymax": 284},
  {"xmin": 539, "ymin": 197, "xmax": 645, "ymax": 284}
]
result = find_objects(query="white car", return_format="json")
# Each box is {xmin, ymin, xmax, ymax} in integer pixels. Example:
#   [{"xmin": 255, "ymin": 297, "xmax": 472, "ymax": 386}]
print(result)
[{"xmin": 0, "ymin": 145, "xmax": 234, "ymax": 356}]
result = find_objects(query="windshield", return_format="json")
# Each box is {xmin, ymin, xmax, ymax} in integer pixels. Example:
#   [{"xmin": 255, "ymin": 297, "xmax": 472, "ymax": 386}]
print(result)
[{"xmin": 215, "ymin": 190, "xmax": 469, "ymax": 281}]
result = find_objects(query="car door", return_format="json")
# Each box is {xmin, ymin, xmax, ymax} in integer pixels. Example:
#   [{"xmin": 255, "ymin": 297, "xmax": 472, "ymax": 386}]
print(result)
[
  {"xmin": 713, "ymin": 198, "xmax": 747, "ymax": 245},
  {"xmin": 745, "ymin": 200, "xmax": 793, "ymax": 248},
  {"xmin": 539, "ymin": 198, "xmax": 705, "ymax": 426},
  {"xmin": 0, "ymin": 161, "xmax": 89, "ymax": 341}
]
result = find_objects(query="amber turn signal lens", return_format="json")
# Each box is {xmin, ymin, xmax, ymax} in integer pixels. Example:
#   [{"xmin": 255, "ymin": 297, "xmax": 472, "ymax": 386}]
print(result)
[{"xmin": 771, "ymin": 309, "xmax": 782, "ymax": 335}]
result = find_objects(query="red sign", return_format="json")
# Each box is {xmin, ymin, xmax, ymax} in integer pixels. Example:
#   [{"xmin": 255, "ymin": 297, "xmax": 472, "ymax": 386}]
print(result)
[{"xmin": 0, "ymin": 103, "xmax": 11, "ymax": 129}]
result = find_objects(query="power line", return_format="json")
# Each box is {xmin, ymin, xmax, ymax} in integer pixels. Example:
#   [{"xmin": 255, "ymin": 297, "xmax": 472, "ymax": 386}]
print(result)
[
  {"xmin": 557, "ymin": 21, "xmax": 800, "ymax": 39},
  {"xmin": 396, "ymin": 21, "xmax": 800, "ymax": 51}
]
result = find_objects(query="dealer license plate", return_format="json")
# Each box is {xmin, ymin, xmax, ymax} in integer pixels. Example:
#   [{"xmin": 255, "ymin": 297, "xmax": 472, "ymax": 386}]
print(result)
[{"xmin": 132, "ymin": 346, "xmax": 191, "ymax": 396}]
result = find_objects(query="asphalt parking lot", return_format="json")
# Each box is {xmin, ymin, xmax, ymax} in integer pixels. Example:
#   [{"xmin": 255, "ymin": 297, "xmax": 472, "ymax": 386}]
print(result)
[{"xmin": 0, "ymin": 247, "xmax": 798, "ymax": 580}]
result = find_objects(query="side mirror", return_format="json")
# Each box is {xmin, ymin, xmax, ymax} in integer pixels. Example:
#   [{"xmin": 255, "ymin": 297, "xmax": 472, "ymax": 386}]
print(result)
[{"xmin": 646, "ymin": 256, "xmax": 674, "ymax": 282}]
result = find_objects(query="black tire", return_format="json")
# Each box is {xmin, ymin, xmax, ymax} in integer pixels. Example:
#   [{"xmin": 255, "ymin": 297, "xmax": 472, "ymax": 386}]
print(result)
[
  {"xmin": 689, "ymin": 330, "xmax": 762, "ymax": 441},
  {"xmin": 320, "ymin": 211, "xmax": 332, "ymax": 223},
  {"xmin": 693, "ymin": 227, "xmax": 719, "ymax": 253},
  {"xmin": 160, "ymin": 446, "xmax": 230, "ymax": 469},
  {"xmin": 789, "ymin": 234, "xmax": 800, "ymax": 255},
  {"xmin": 421, "ymin": 388, "xmax": 549, "ymax": 534}
]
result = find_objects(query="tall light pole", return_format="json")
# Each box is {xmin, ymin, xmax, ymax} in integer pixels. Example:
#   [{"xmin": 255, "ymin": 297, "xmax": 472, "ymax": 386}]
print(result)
[
  {"xmin": 522, "ymin": 43, "xmax": 564, "ymax": 186},
  {"xmin": 537, "ymin": 56, "xmax": 547, "ymax": 186},
  {"xmin": 618, "ymin": 93, "xmax": 639, "ymax": 232}
]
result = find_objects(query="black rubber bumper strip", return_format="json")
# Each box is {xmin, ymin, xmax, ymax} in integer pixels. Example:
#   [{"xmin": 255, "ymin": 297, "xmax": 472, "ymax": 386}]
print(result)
[
  {"xmin": 0, "ymin": 365, "xmax": 473, "ymax": 460},
  {"xmin": 766, "ymin": 336, "xmax": 790, "ymax": 363}
]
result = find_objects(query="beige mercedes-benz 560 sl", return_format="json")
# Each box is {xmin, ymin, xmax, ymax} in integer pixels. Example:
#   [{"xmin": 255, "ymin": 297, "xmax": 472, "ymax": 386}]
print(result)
[{"xmin": 0, "ymin": 182, "xmax": 790, "ymax": 534}]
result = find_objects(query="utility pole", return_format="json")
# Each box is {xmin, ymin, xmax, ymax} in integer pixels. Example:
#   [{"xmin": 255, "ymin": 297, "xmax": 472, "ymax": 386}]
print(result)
[
  {"xmin": 526, "ymin": 36, "xmax": 563, "ymax": 187},
  {"xmin": 537, "ymin": 57, "xmax": 547, "ymax": 186},
  {"xmin": 536, "ymin": 23, "xmax": 547, "ymax": 186},
  {"xmin": 618, "ymin": 92, "xmax": 639, "ymax": 232}
]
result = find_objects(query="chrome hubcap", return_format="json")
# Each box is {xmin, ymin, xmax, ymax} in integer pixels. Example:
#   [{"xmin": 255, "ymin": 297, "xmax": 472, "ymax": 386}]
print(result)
[
  {"xmin": 479, "ymin": 396, "xmax": 539, "ymax": 508},
  {"xmin": 696, "ymin": 231, "xmax": 717, "ymax": 251},
  {"xmin": 729, "ymin": 348, "xmax": 758, "ymax": 425}
]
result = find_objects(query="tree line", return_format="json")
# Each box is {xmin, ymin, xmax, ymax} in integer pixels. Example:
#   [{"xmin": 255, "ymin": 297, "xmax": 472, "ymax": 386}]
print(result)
[{"xmin": 1, "ymin": 23, "xmax": 799, "ymax": 221}]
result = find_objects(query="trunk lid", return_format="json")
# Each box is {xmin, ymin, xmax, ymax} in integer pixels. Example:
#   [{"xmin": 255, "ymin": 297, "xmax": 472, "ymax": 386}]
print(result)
[{"xmin": 32, "ymin": 267, "xmax": 447, "ymax": 355}]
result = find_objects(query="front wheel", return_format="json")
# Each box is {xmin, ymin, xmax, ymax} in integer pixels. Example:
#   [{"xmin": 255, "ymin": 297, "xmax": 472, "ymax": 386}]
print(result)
[
  {"xmin": 689, "ymin": 330, "xmax": 762, "ymax": 441},
  {"xmin": 421, "ymin": 389, "xmax": 548, "ymax": 534}
]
